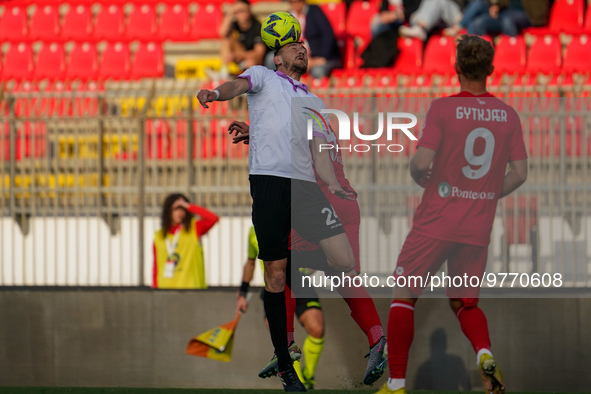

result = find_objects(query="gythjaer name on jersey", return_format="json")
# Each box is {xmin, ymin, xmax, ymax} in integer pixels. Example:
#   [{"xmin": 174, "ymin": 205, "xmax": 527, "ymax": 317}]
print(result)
[{"xmin": 456, "ymin": 106, "xmax": 508, "ymax": 122}]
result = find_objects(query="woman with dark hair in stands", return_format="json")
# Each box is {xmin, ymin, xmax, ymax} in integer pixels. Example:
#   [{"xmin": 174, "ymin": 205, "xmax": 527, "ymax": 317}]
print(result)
[{"xmin": 152, "ymin": 193, "xmax": 218, "ymax": 289}]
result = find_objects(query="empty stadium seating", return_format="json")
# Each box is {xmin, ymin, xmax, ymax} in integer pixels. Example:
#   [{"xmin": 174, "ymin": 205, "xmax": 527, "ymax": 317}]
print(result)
[
  {"xmin": 394, "ymin": 37, "xmax": 423, "ymax": 74},
  {"xmin": 526, "ymin": 35, "xmax": 562, "ymax": 74},
  {"xmin": 0, "ymin": 5, "xmax": 28, "ymax": 42},
  {"xmin": 98, "ymin": 43, "xmax": 131, "ymax": 80},
  {"xmin": 93, "ymin": 4, "xmax": 125, "ymax": 41},
  {"xmin": 61, "ymin": 4, "xmax": 93, "ymax": 41},
  {"xmin": 66, "ymin": 43, "xmax": 98, "ymax": 80},
  {"xmin": 190, "ymin": 4, "xmax": 222, "ymax": 40},
  {"xmin": 494, "ymin": 35, "xmax": 526, "ymax": 75},
  {"xmin": 563, "ymin": 34, "xmax": 591, "ymax": 74},
  {"xmin": 131, "ymin": 43, "xmax": 164, "ymax": 79},
  {"xmin": 1, "ymin": 43, "xmax": 34, "ymax": 81},
  {"xmin": 28, "ymin": 4, "xmax": 61, "ymax": 42},
  {"xmin": 125, "ymin": 4, "xmax": 158, "ymax": 41},
  {"xmin": 34, "ymin": 43, "xmax": 66, "ymax": 80},
  {"xmin": 158, "ymin": 4, "xmax": 190, "ymax": 41},
  {"xmin": 423, "ymin": 36, "xmax": 456, "ymax": 75}
]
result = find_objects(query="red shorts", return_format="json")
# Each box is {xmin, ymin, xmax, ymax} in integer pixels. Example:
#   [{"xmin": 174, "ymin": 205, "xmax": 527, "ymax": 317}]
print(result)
[
  {"xmin": 291, "ymin": 192, "xmax": 361, "ymax": 273},
  {"xmin": 394, "ymin": 229, "xmax": 488, "ymax": 304}
]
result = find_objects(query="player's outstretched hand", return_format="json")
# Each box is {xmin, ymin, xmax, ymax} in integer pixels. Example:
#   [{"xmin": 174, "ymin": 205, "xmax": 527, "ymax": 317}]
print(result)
[
  {"xmin": 196, "ymin": 89, "xmax": 217, "ymax": 109},
  {"xmin": 328, "ymin": 182, "xmax": 355, "ymax": 201},
  {"xmin": 236, "ymin": 294, "xmax": 248, "ymax": 314},
  {"xmin": 228, "ymin": 120, "xmax": 250, "ymax": 144}
]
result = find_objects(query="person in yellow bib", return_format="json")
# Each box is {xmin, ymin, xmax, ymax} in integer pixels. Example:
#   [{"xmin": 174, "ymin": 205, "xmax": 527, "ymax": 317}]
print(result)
[
  {"xmin": 153, "ymin": 193, "xmax": 219, "ymax": 289},
  {"xmin": 236, "ymin": 226, "xmax": 325, "ymax": 390}
]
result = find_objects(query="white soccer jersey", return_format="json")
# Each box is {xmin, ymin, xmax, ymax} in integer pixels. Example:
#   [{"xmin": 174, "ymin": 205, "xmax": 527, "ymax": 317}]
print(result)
[{"xmin": 237, "ymin": 66, "xmax": 326, "ymax": 183}]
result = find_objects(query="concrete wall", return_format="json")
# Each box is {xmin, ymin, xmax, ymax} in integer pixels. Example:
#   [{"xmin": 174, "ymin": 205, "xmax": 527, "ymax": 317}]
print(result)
[{"xmin": 1, "ymin": 289, "xmax": 590, "ymax": 391}]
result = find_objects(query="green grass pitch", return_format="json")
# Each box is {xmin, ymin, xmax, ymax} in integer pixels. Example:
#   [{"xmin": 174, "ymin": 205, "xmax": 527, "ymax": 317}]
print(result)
[{"xmin": 0, "ymin": 389, "xmax": 574, "ymax": 394}]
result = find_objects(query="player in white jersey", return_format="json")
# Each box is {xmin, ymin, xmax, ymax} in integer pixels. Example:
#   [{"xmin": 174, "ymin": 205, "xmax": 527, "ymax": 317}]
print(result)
[{"xmin": 197, "ymin": 42, "xmax": 355, "ymax": 392}]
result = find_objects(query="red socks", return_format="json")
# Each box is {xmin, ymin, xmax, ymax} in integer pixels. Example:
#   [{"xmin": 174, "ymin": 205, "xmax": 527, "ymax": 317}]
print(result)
[
  {"xmin": 456, "ymin": 305, "xmax": 491, "ymax": 353},
  {"xmin": 336, "ymin": 285, "xmax": 383, "ymax": 347},
  {"xmin": 388, "ymin": 301, "xmax": 415, "ymax": 379}
]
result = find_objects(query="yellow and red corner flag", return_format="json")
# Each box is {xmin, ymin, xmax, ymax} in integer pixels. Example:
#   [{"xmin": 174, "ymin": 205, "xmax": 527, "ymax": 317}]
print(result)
[{"xmin": 186, "ymin": 312, "xmax": 241, "ymax": 362}]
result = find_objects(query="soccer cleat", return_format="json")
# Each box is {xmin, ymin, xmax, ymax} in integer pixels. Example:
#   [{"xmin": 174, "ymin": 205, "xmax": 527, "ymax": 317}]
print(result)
[
  {"xmin": 374, "ymin": 383, "xmax": 407, "ymax": 394},
  {"xmin": 301, "ymin": 369, "xmax": 315, "ymax": 390},
  {"xmin": 479, "ymin": 353, "xmax": 505, "ymax": 394},
  {"xmin": 363, "ymin": 336, "xmax": 388, "ymax": 385},
  {"xmin": 279, "ymin": 366, "xmax": 307, "ymax": 392},
  {"xmin": 258, "ymin": 342, "xmax": 302, "ymax": 379}
]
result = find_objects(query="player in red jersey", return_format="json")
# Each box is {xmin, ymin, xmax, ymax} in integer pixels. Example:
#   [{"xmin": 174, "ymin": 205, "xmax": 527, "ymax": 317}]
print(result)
[
  {"xmin": 229, "ymin": 117, "xmax": 388, "ymax": 386},
  {"xmin": 376, "ymin": 35, "xmax": 528, "ymax": 394}
]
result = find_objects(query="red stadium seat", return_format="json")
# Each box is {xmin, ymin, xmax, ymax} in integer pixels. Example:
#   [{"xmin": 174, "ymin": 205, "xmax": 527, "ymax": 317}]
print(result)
[
  {"xmin": 98, "ymin": 43, "xmax": 130, "ymax": 80},
  {"xmin": 562, "ymin": 34, "xmax": 591, "ymax": 74},
  {"xmin": 423, "ymin": 36, "xmax": 456, "ymax": 75},
  {"xmin": 66, "ymin": 43, "xmax": 98, "ymax": 80},
  {"xmin": 345, "ymin": 0, "xmax": 378, "ymax": 41},
  {"xmin": 158, "ymin": 4, "xmax": 190, "ymax": 41},
  {"xmin": 526, "ymin": 0, "xmax": 584, "ymax": 35},
  {"xmin": 126, "ymin": 4, "xmax": 158, "ymax": 41},
  {"xmin": 61, "ymin": 4, "xmax": 93, "ymax": 41},
  {"xmin": 320, "ymin": 2, "xmax": 346, "ymax": 39},
  {"xmin": 493, "ymin": 35, "xmax": 526, "ymax": 75},
  {"xmin": 0, "ymin": 6, "xmax": 28, "ymax": 42},
  {"xmin": 34, "ymin": 43, "xmax": 66, "ymax": 80},
  {"xmin": 549, "ymin": 0, "xmax": 584, "ymax": 32},
  {"xmin": 526, "ymin": 35, "xmax": 561, "ymax": 74},
  {"xmin": 29, "ymin": 5, "xmax": 60, "ymax": 42},
  {"xmin": 1, "ymin": 43, "xmax": 34, "ymax": 81},
  {"xmin": 93, "ymin": 5, "xmax": 125, "ymax": 41},
  {"xmin": 130, "ymin": 43, "xmax": 164, "ymax": 79},
  {"xmin": 190, "ymin": 4, "xmax": 222, "ymax": 40},
  {"xmin": 394, "ymin": 37, "xmax": 423, "ymax": 74}
]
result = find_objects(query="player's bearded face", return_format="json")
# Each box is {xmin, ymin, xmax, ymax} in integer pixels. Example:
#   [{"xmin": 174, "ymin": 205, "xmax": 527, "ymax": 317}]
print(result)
[{"xmin": 282, "ymin": 43, "xmax": 308, "ymax": 74}]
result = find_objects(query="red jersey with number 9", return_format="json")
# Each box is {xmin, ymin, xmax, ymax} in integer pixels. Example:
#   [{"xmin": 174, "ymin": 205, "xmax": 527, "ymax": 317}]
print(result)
[{"xmin": 412, "ymin": 92, "xmax": 528, "ymax": 246}]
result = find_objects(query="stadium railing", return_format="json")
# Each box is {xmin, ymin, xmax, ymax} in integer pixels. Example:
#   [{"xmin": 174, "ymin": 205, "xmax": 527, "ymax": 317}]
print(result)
[{"xmin": 0, "ymin": 78, "xmax": 589, "ymax": 287}]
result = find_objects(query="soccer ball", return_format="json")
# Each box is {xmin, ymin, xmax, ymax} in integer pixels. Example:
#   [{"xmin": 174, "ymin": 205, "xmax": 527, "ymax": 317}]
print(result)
[{"xmin": 261, "ymin": 12, "xmax": 302, "ymax": 51}]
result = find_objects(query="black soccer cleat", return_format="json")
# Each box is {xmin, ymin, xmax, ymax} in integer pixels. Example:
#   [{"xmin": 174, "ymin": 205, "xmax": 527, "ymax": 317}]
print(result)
[{"xmin": 278, "ymin": 366, "xmax": 307, "ymax": 392}]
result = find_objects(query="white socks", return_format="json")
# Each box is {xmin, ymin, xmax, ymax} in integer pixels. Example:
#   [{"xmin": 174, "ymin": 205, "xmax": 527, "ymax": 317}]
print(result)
[
  {"xmin": 387, "ymin": 378, "xmax": 405, "ymax": 391},
  {"xmin": 476, "ymin": 348, "xmax": 493, "ymax": 366}
]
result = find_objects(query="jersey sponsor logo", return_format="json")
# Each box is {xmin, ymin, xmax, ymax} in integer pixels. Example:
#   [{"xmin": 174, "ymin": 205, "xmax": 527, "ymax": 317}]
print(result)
[
  {"xmin": 438, "ymin": 181, "xmax": 451, "ymax": 198},
  {"xmin": 450, "ymin": 186, "xmax": 496, "ymax": 200}
]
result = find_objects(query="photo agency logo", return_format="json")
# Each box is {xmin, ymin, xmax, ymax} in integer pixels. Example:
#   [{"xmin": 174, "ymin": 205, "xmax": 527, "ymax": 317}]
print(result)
[{"xmin": 304, "ymin": 108, "xmax": 418, "ymax": 153}]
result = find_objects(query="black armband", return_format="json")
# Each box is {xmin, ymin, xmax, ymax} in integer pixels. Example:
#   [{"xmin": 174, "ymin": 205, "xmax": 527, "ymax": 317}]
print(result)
[{"xmin": 239, "ymin": 281, "xmax": 250, "ymax": 296}]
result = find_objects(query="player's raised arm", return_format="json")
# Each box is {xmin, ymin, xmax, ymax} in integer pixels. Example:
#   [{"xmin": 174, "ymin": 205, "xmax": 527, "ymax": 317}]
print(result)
[
  {"xmin": 499, "ymin": 159, "xmax": 528, "ymax": 198},
  {"xmin": 410, "ymin": 146, "xmax": 435, "ymax": 188},
  {"xmin": 196, "ymin": 77, "xmax": 250, "ymax": 109},
  {"xmin": 311, "ymin": 137, "xmax": 354, "ymax": 200}
]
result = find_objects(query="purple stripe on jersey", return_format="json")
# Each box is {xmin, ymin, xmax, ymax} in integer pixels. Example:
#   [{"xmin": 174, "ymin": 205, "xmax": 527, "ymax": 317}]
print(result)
[
  {"xmin": 237, "ymin": 75, "xmax": 252, "ymax": 92},
  {"xmin": 313, "ymin": 131, "xmax": 327, "ymax": 140}
]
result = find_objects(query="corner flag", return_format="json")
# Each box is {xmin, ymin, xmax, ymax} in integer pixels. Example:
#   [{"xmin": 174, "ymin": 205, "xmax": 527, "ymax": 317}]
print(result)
[{"xmin": 186, "ymin": 312, "xmax": 241, "ymax": 362}]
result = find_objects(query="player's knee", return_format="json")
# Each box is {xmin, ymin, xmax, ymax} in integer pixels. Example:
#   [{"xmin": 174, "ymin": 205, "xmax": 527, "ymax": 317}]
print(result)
[
  {"xmin": 264, "ymin": 267, "xmax": 286, "ymax": 292},
  {"xmin": 307, "ymin": 323, "xmax": 325, "ymax": 339},
  {"xmin": 449, "ymin": 298, "xmax": 479, "ymax": 315}
]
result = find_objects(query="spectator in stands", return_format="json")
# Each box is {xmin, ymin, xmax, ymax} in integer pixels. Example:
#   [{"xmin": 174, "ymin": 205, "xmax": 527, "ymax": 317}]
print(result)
[
  {"xmin": 288, "ymin": 0, "xmax": 342, "ymax": 78},
  {"xmin": 152, "ymin": 194, "xmax": 219, "ymax": 289},
  {"xmin": 371, "ymin": 0, "xmax": 405, "ymax": 38},
  {"xmin": 219, "ymin": 0, "xmax": 268, "ymax": 77},
  {"xmin": 399, "ymin": 0, "xmax": 466, "ymax": 41},
  {"xmin": 445, "ymin": 0, "xmax": 531, "ymax": 37}
]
